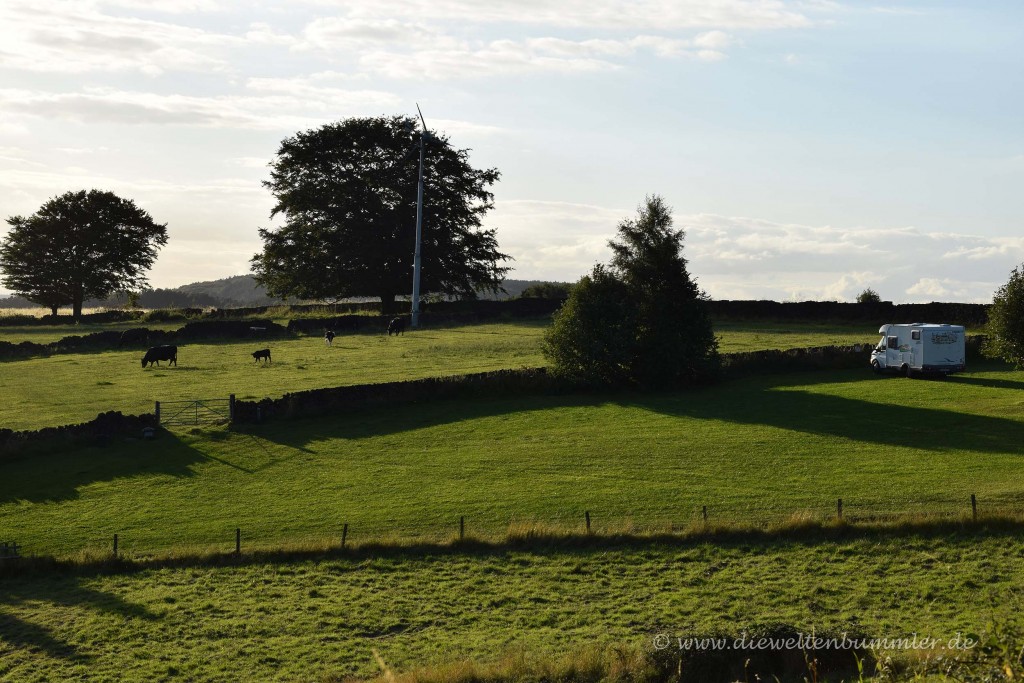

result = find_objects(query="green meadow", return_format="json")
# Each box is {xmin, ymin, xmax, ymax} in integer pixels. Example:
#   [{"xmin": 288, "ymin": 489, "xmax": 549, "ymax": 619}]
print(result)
[
  {"xmin": 1, "ymin": 533, "xmax": 1022, "ymax": 682},
  {"xmin": 3, "ymin": 316, "xmax": 1020, "ymax": 683},
  {"xmin": 3, "ymin": 365, "xmax": 1023, "ymax": 558},
  {"xmin": 0, "ymin": 319, "xmax": 882, "ymax": 432}
]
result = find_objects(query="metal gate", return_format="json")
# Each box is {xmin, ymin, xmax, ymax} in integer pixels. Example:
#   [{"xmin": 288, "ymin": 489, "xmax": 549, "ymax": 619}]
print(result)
[{"xmin": 156, "ymin": 396, "xmax": 234, "ymax": 427}]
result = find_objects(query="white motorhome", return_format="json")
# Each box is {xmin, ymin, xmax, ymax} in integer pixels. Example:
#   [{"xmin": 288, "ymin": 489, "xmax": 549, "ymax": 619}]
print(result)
[{"xmin": 870, "ymin": 323, "xmax": 966, "ymax": 377}]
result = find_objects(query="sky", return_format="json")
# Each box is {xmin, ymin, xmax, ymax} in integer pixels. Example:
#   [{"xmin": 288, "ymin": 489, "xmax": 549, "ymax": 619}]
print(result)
[{"xmin": 0, "ymin": 0, "xmax": 1022, "ymax": 303}]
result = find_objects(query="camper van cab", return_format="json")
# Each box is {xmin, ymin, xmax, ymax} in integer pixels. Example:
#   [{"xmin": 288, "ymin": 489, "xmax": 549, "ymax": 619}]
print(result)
[{"xmin": 870, "ymin": 323, "xmax": 966, "ymax": 377}]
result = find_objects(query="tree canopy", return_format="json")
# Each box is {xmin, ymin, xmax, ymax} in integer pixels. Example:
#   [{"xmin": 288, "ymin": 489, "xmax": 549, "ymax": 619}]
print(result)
[
  {"xmin": 252, "ymin": 116, "xmax": 510, "ymax": 313},
  {"xmin": 543, "ymin": 195, "xmax": 719, "ymax": 387},
  {"xmin": 985, "ymin": 265, "xmax": 1024, "ymax": 367},
  {"xmin": 856, "ymin": 288, "xmax": 881, "ymax": 304},
  {"xmin": 1, "ymin": 190, "xmax": 168, "ymax": 319}
]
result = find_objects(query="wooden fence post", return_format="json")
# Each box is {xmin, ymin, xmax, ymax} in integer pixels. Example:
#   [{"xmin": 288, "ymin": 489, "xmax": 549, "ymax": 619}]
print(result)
[
  {"xmin": 585, "ymin": 511, "xmax": 591, "ymax": 534},
  {"xmin": 971, "ymin": 494, "xmax": 977, "ymax": 521},
  {"xmin": 837, "ymin": 498, "xmax": 843, "ymax": 521},
  {"xmin": 113, "ymin": 533, "xmax": 118, "ymax": 557},
  {"xmin": 235, "ymin": 527, "xmax": 241, "ymax": 555},
  {"xmin": 702, "ymin": 505, "xmax": 708, "ymax": 525},
  {"xmin": 459, "ymin": 516, "xmax": 465, "ymax": 541},
  {"xmin": 229, "ymin": 394, "xmax": 235, "ymax": 422},
  {"xmin": 342, "ymin": 524, "xmax": 348, "ymax": 549},
  {"xmin": 154, "ymin": 401, "xmax": 160, "ymax": 424}
]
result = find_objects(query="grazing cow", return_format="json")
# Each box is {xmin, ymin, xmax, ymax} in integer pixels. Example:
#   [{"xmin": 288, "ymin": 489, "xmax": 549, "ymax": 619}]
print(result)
[
  {"xmin": 141, "ymin": 345, "xmax": 177, "ymax": 368},
  {"xmin": 324, "ymin": 330, "xmax": 335, "ymax": 346},
  {"xmin": 387, "ymin": 318, "xmax": 405, "ymax": 336},
  {"xmin": 252, "ymin": 348, "xmax": 271, "ymax": 364}
]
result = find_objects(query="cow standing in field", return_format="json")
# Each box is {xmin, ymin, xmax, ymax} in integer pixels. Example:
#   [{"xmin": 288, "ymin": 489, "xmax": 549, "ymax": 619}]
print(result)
[
  {"xmin": 324, "ymin": 330, "xmax": 335, "ymax": 346},
  {"xmin": 252, "ymin": 348, "xmax": 271, "ymax": 364},
  {"xmin": 387, "ymin": 318, "xmax": 405, "ymax": 336},
  {"xmin": 142, "ymin": 345, "xmax": 177, "ymax": 368}
]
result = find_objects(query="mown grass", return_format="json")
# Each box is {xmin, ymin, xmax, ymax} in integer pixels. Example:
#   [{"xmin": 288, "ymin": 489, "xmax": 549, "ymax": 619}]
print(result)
[
  {"xmin": 0, "ymin": 320, "xmax": 549, "ymax": 430},
  {"xmin": 0, "ymin": 318, "xmax": 886, "ymax": 431},
  {"xmin": 0, "ymin": 531, "xmax": 1021, "ymax": 682},
  {"xmin": 0, "ymin": 320, "xmax": 184, "ymax": 344},
  {"xmin": 712, "ymin": 320, "xmax": 882, "ymax": 353},
  {"xmin": 3, "ymin": 365, "xmax": 1024, "ymax": 558}
]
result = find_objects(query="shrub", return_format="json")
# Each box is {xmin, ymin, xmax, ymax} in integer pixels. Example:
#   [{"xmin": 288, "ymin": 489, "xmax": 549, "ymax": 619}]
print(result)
[
  {"xmin": 544, "ymin": 195, "xmax": 719, "ymax": 388},
  {"xmin": 542, "ymin": 265, "xmax": 636, "ymax": 386},
  {"xmin": 985, "ymin": 265, "xmax": 1024, "ymax": 366}
]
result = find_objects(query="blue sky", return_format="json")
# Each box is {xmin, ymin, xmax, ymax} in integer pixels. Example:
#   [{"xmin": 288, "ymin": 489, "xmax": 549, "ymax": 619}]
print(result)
[{"xmin": 0, "ymin": 0, "xmax": 1021, "ymax": 302}]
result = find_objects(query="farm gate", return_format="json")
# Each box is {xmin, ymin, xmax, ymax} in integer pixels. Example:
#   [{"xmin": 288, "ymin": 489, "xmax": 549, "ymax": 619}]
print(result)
[{"xmin": 156, "ymin": 395, "xmax": 235, "ymax": 427}]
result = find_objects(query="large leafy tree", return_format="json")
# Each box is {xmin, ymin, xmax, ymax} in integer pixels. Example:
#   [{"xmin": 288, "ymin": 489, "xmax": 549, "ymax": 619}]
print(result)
[
  {"xmin": 985, "ymin": 265, "xmax": 1024, "ymax": 366},
  {"xmin": 544, "ymin": 195, "xmax": 719, "ymax": 387},
  {"xmin": 252, "ymin": 116, "xmax": 510, "ymax": 313},
  {"xmin": 1, "ymin": 190, "xmax": 168, "ymax": 320}
]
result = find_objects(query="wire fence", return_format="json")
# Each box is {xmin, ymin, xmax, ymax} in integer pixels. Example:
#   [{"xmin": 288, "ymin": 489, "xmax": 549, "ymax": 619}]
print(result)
[{"xmin": 11, "ymin": 492, "xmax": 1024, "ymax": 562}]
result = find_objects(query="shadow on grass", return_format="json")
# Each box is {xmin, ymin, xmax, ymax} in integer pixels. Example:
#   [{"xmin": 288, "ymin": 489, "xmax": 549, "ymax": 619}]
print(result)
[
  {"xmin": 240, "ymin": 367, "xmax": 1024, "ymax": 457},
  {"xmin": 0, "ymin": 431, "xmax": 209, "ymax": 504},
  {"xmin": 0, "ymin": 611, "xmax": 86, "ymax": 661},
  {"xmin": 947, "ymin": 374, "xmax": 1024, "ymax": 391},
  {"xmin": 0, "ymin": 578, "xmax": 158, "ymax": 661}
]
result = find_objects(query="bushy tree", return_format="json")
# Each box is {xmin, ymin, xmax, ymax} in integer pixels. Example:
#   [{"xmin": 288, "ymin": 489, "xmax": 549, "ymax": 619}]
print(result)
[
  {"xmin": 541, "ymin": 265, "xmax": 636, "ymax": 385},
  {"xmin": 252, "ymin": 116, "xmax": 510, "ymax": 313},
  {"xmin": 985, "ymin": 266, "xmax": 1024, "ymax": 366},
  {"xmin": 1, "ymin": 190, "xmax": 168, "ymax": 320},
  {"xmin": 856, "ymin": 288, "xmax": 881, "ymax": 304},
  {"xmin": 543, "ymin": 195, "xmax": 719, "ymax": 387}
]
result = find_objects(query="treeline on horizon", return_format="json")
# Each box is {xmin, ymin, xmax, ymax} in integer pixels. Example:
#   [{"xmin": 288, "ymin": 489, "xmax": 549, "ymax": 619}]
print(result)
[
  {"xmin": 0, "ymin": 276, "xmax": 560, "ymax": 310},
  {"xmin": 0, "ymin": 273, "xmax": 991, "ymax": 323}
]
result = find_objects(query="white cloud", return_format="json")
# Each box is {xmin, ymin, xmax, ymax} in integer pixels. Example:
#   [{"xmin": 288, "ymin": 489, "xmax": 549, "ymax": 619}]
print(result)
[
  {"xmin": 358, "ymin": 42, "xmax": 621, "ymax": 80},
  {"xmin": 100, "ymin": 0, "xmax": 224, "ymax": 13},
  {"xmin": 0, "ymin": 2, "xmax": 237, "ymax": 75},
  {"xmin": 300, "ymin": 16, "xmax": 448, "ymax": 51},
  {"xmin": 693, "ymin": 29, "xmax": 735, "ymax": 49},
  {"xmin": 0, "ymin": 86, "xmax": 400, "ymax": 130},
  {"xmin": 493, "ymin": 202, "xmax": 1023, "ymax": 303},
  {"xmin": 355, "ymin": 33, "xmax": 734, "ymax": 80},
  {"xmin": 305, "ymin": 0, "xmax": 816, "ymax": 31}
]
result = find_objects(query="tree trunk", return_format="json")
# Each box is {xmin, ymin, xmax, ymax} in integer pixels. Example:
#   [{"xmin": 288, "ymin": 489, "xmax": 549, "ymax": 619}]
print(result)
[
  {"xmin": 72, "ymin": 286, "xmax": 83, "ymax": 323},
  {"xmin": 50, "ymin": 305, "xmax": 58, "ymax": 317}
]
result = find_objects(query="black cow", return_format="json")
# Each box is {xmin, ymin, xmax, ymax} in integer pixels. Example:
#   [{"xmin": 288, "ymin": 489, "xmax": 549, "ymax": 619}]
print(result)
[
  {"xmin": 141, "ymin": 345, "xmax": 177, "ymax": 368},
  {"xmin": 324, "ymin": 330, "xmax": 335, "ymax": 346},
  {"xmin": 252, "ymin": 348, "xmax": 271, "ymax": 364},
  {"xmin": 387, "ymin": 318, "xmax": 405, "ymax": 336}
]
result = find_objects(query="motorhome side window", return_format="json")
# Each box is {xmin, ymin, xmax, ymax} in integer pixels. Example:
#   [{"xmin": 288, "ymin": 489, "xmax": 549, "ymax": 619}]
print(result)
[
  {"xmin": 888, "ymin": 336, "xmax": 898, "ymax": 350},
  {"xmin": 911, "ymin": 330, "xmax": 921, "ymax": 341}
]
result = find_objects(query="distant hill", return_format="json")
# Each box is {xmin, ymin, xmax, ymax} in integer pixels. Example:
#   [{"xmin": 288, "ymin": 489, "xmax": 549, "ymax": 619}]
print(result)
[
  {"xmin": 0, "ymin": 276, "xmax": 573, "ymax": 310},
  {"xmin": 174, "ymin": 275, "xmax": 280, "ymax": 307}
]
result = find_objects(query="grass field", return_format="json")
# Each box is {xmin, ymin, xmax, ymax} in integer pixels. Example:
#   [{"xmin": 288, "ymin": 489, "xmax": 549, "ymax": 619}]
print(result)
[
  {"xmin": 1, "ymin": 532, "xmax": 1022, "ymax": 682},
  {"xmin": 0, "ymin": 320, "xmax": 184, "ymax": 344},
  {"xmin": 0, "ymin": 321, "xmax": 548, "ymax": 430},
  {"xmin": 3, "ymin": 316, "xmax": 1014, "ymax": 682},
  {"xmin": 0, "ymin": 319, "xmax": 885, "ymax": 431},
  {"xmin": 3, "ymin": 364, "xmax": 1024, "ymax": 558},
  {"xmin": 711, "ymin": 320, "xmax": 884, "ymax": 352}
]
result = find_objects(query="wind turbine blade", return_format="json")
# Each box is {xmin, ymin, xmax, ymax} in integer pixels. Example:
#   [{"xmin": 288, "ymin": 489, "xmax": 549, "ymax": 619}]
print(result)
[{"xmin": 416, "ymin": 103, "xmax": 429, "ymax": 135}]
